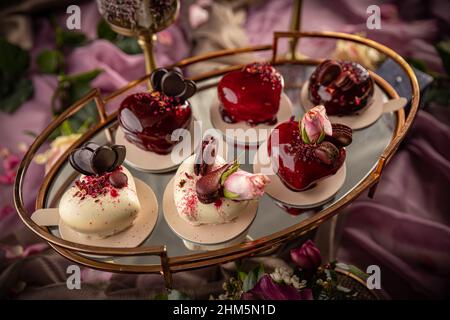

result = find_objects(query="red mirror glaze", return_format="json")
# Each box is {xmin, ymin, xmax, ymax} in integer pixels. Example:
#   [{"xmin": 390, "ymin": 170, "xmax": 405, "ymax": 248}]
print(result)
[
  {"xmin": 268, "ymin": 119, "xmax": 346, "ymax": 191},
  {"xmin": 218, "ymin": 63, "xmax": 283, "ymax": 126},
  {"xmin": 308, "ymin": 60, "xmax": 374, "ymax": 115},
  {"xmin": 118, "ymin": 91, "xmax": 192, "ymax": 155}
]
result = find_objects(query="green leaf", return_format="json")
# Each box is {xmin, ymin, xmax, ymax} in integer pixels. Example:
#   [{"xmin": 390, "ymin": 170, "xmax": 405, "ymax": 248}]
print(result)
[
  {"xmin": 238, "ymin": 271, "xmax": 247, "ymax": 282},
  {"xmin": 60, "ymin": 69, "xmax": 103, "ymax": 84},
  {"xmin": 152, "ymin": 293, "xmax": 168, "ymax": 300},
  {"xmin": 59, "ymin": 120, "xmax": 73, "ymax": 136},
  {"xmin": 301, "ymin": 125, "xmax": 311, "ymax": 144},
  {"xmin": 167, "ymin": 289, "xmax": 190, "ymax": 300},
  {"xmin": 436, "ymin": 40, "xmax": 450, "ymax": 76},
  {"xmin": 23, "ymin": 130, "xmax": 38, "ymax": 138},
  {"xmin": 220, "ymin": 161, "xmax": 239, "ymax": 185},
  {"xmin": 406, "ymin": 57, "xmax": 429, "ymax": 74},
  {"xmin": 115, "ymin": 37, "xmax": 142, "ymax": 55},
  {"xmin": 223, "ymin": 189, "xmax": 239, "ymax": 199},
  {"xmin": 424, "ymin": 85, "xmax": 450, "ymax": 105},
  {"xmin": 242, "ymin": 265, "xmax": 265, "ymax": 292},
  {"xmin": 37, "ymin": 49, "xmax": 64, "ymax": 74},
  {"xmin": 96, "ymin": 18, "xmax": 142, "ymax": 54},
  {"xmin": 0, "ymin": 38, "xmax": 30, "ymax": 79},
  {"xmin": 56, "ymin": 27, "xmax": 87, "ymax": 48},
  {"xmin": 336, "ymin": 263, "xmax": 369, "ymax": 281},
  {"xmin": 52, "ymin": 69, "xmax": 102, "ymax": 135},
  {"xmin": 0, "ymin": 78, "xmax": 34, "ymax": 113},
  {"xmin": 97, "ymin": 19, "xmax": 117, "ymax": 41}
]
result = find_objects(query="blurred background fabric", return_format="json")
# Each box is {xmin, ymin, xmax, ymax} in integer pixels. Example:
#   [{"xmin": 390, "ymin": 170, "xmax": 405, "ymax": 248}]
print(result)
[{"xmin": 0, "ymin": 0, "xmax": 449, "ymax": 299}]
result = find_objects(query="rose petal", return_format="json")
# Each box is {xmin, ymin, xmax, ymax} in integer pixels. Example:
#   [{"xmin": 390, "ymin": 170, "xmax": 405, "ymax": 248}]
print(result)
[{"xmin": 241, "ymin": 275, "xmax": 309, "ymax": 300}]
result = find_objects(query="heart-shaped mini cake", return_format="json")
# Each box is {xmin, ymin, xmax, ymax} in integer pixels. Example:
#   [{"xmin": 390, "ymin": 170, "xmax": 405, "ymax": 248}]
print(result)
[
  {"xmin": 173, "ymin": 137, "xmax": 270, "ymax": 225},
  {"xmin": 268, "ymin": 105, "xmax": 352, "ymax": 191},
  {"xmin": 118, "ymin": 68, "xmax": 196, "ymax": 155},
  {"xmin": 59, "ymin": 142, "xmax": 141, "ymax": 238},
  {"xmin": 217, "ymin": 62, "xmax": 283, "ymax": 125},
  {"xmin": 308, "ymin": 60, "xmax": 374, "ymax": 115}
]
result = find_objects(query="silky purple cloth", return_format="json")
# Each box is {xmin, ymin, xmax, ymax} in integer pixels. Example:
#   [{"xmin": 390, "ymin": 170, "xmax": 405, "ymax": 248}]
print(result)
[
  {"xmin": 0, "ymin": 0, "xmax": 449, "ymax": 299},
  {"xmin": 337, "ymin": 110, "xmax": 450, "ymax": 299}
]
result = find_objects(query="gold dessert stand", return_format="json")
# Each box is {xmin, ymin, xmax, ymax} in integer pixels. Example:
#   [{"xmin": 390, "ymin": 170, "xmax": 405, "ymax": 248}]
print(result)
[{"xmin": 14, "ymin": 31, "xmax": 420, "ymax": 290}]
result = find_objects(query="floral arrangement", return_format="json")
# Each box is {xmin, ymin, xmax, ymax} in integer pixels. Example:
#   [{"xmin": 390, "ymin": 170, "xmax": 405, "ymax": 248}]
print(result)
[{"xmin": 211, "ymin": 240, "xmax": 370, "ymax": 300}]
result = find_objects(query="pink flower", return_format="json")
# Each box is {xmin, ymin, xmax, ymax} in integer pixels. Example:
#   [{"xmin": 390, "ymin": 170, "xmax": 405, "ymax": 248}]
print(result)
[
  {"xmin": 0, "ymin": 243, "xmax": 48, "ymax": 259},
  {"xmin": 0, "ymin": 205, "xmax": 15, "ymax": 219},
  {"xmin": 223, "ymin": 171, "xmax": 270, "ymax": 200},
  {"xmin": 300, "ymin": 105, "xmax": 332, "ymax": 144},
  {"xmin": 290, "ymin": 240, "xmax": 322, "ymax": 274},
  {"xmin": 0, "ymin": 170, "xmax": 16, "ymax": 185},
  {"xmin": 81, "ymin": 268, "xmax": 113, "ymax": 283},
  {"xmin": 3, "ymin": 154, "xmax": 20, "ymax": 171},
  {"xmin": 241, "ymin": 275, "xmax": 313, "ymax": 300},
  {"xmin": 189, "ymin": 1, "xmax": 211, "ymax": 29}
]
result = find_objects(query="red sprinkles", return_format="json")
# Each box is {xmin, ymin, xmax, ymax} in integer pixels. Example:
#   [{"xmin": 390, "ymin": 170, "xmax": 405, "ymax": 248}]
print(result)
[{"xmin": 74, "ymin": 167, "xmax": 125, "ymax": 199}]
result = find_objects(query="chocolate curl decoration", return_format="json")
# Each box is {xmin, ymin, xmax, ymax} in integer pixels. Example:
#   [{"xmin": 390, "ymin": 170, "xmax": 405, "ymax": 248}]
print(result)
[
  {"xmin": 194, "ymin": 136, "xmax": 218, "ymax": 176},
  {"xmin": 150, "ymin": 67, "xmax": 197, "ymax": 101},
  {"xmin": 316, "ymin": 59, "xmax": 358, "ymax": 92},
  {"xmin": 324, "ymin": 123, "xmax": 353, "ymax": 147},
  {"xmin": 69, "ymin": 142, "xmax": 126, "ymax": 176},
  {"xmin": 196, "ymin": 163, "xmax": 233, "ymax": 204}
]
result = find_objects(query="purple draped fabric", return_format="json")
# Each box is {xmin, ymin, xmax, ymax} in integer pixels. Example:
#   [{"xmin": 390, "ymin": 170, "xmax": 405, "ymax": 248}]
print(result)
[{"xmin": 0, "ymin": 0, "xmax": 448, "ymax": 299}]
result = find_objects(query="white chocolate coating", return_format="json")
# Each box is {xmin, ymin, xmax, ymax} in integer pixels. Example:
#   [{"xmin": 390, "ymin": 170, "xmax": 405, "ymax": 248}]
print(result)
[
  {"xmin": 173, "ymin": 155, "xmax": 249, "ymax": 226},
  {"xmin": 59, "ymin": 167, "xmax": 140, "ymax": 238}
]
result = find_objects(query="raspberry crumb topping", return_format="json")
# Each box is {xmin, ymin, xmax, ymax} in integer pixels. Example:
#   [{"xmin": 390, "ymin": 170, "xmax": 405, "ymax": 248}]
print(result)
[
  {"xmin": 214, "ymin": 198, "xmax": 223, "ymax": 209},
  {"xmin": 244, "ymin": 62, "xmax": 281, "ymax": 85},
  {"xmin": 73, "ymin": 167, "xmax": 125, "ymax": 200},
  {"xmin": 180, "ymin": 192, "xmax": 198, "ymax": 221}
]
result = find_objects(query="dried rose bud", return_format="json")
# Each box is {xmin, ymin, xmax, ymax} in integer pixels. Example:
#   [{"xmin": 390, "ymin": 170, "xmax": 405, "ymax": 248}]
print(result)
[
  {"xmin": 290, "ymin": 240, "xmax": 322, "ymax": 274},
  {"xmin": 222, "ymin": 171, "xmax": 270, "ymax": 200},
  {"xmin": 300, "ymin": 105, "xmax": 332, "ymax": 144}
]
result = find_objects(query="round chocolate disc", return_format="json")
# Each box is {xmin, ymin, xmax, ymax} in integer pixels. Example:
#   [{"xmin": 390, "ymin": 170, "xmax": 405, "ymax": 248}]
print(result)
[
  {"xmin": 69, "ymin": 148, "xmax": 96, "ymax": 176},
  {"xmin": 150, "ymin": 68, "xmax": 168, "ymax": 92},
  {"xmin": 91, "ymin": 146, "xmax": 116, "ymax": 175},
  {"xmin": 161, "ymin": 71, "xmax": 187, "ymax": 97},
  {"xmin": 180, "ymin": 79, "xmax": 197, "ymax": 100}
]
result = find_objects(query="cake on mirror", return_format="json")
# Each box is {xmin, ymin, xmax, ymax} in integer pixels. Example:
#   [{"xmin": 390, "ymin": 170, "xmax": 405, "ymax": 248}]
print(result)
[
  {"xmin": 118, "ymin": 68, "xmax": 196, "ymax": 155},
  {"xmin": 217, "ymin": 62, "xmax": 284, "ymax": 126},
  {"xmin": 268, "ymin": 105, "xmax": 352, "ymax": 191},
  {"xmin": 307, "ymin": 60, "xmax": 374, "ymax": 116},
  {"xmin": 59, "ymin": 142, "xmax": 141, "ymax": 239},
  {"xmin": 174, "ymin": 136, "xmax": 270, "ymax": 226}
]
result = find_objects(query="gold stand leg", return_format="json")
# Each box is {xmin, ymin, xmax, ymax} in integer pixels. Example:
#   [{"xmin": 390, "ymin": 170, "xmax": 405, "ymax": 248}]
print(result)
[
  {"xmin": 138, "ymin": 33, "xmax": 158, "ymax": 75},
  {"xmin": 287, "ymin": 0, "xmax": 303, "ymax": 60}
]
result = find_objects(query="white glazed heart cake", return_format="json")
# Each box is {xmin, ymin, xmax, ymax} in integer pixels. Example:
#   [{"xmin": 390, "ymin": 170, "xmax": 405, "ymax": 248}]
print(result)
[
  {"xmin": 173, "ymin": 137, "xmax": 270, "ymax": 226},
  {"xmin": 174, "ymin": 155, "xmax": 249, "ymax": 225},
  {"xmin": 59, "ymin": 142, "xmax": 141, "ymax": 239},
  {"xmin": 59, "ymin": 166, "xmax": 140, "ymax": 238}
]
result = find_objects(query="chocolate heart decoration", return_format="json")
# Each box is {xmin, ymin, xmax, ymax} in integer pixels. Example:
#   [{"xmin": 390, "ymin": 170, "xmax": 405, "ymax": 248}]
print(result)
[
  {"xmin": 161, "ymin": 71, "xmax": 186, "ymax": 97},
  {"xmin": 69, "ymin": 142, "xmax": 127, "ymax": 176},
  {"xmin": 150, "ymin": 68, "xmax": 197, "ymax": 101},
  {"xmin": 69, "ymin": 144, "xmax": 96, "ymax": 176},
  {"xmin": 150, "ymin": 68, "xmax": 168, "ymax": 91}
]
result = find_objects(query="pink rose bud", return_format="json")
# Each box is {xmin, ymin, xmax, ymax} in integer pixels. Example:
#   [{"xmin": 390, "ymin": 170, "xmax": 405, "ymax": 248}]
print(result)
[
  {"xmin": 300, "ymin": 105, "xmax": 332, "ymax": 144},
  {"xmin": 290, "ymin": 240, "xmax": 322, "ymax": 274},
  {"xmin": 223, "ymin": 171, "xmax": 270, "ymax": 200}
]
